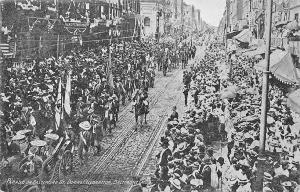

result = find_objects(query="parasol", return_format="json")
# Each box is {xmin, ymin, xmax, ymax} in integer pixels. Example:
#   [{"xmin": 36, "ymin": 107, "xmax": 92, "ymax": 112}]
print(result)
[
  {"xmin": 238, "ymin": 115, "xmax": 259, "ymax": 123},
  {"xmin": 220, "ymin": 91, "xmax": 236, "ymax": 99}
]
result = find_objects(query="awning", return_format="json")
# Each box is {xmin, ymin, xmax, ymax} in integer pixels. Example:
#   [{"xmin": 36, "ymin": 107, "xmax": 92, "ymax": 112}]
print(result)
[
  {"xmin": 255, "ymin": 50, "xmax": 299, "ymax": 84},
  {"xmin": 226, "ymin": 31, "xmax": 241, "ymax": 39},
  {"xmin": 287, "ymin": 89, "xmax": 300, "ymax": 114},
  {"xmin": 233, "ymin": 29, "xmax": 252, "ymax": 43},
  {"xmin": 243, "ymin": 45, "xmax": 276, "ymax": 57},
  {"xmin": 286, "ymin": 20, "xmax": 300, "ymax": 31},
  {"xmin": 275, "ymin": 20, "xmax": 289, "ymax": 28}
]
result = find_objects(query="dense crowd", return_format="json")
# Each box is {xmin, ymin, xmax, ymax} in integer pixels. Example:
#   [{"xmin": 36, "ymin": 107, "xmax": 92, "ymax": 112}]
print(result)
[
  {"xmin": 149, "ymin": 42, "xmax": 300, "ymax": 192},
  {"xmin": 0, "ymin": 36, "xmax": 197, "ymax": 190}
]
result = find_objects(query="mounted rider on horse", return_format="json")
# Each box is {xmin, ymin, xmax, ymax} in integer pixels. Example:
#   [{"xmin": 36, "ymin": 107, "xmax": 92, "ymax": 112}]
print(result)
[{"xmin": 131, "ymin": 87, "xmax": 149, "ymax": 131}]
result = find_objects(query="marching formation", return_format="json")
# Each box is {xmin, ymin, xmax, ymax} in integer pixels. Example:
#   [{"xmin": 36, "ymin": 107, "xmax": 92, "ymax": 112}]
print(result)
[{"xmin": 0, "ymin": 34, "xmax": 197, "ymax": 191}]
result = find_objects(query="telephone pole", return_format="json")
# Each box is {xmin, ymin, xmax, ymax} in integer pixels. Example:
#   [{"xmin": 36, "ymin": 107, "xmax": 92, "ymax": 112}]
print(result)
[{"xmin": 255, "ymin": 0, "xmax": 273, "ymax": 190}]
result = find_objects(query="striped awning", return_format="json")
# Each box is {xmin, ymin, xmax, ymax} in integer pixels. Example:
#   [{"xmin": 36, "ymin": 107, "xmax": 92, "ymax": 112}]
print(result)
[
  {"xmin": 287, "ymin": 89, "xmax": 300, "ymax": 114},
  {"xmin": 233, "ymin": 29, "xmax": 252, "ymax": 43},
  {"xmin": 255, "ymin": 50, "xmax": 299, "ymax": 85}
]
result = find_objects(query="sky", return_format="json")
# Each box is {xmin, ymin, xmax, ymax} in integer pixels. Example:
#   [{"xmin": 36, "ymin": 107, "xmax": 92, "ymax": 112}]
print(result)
[{"xmin": 184, "ymin": 0, "xmax": 226, "ymax": 27}]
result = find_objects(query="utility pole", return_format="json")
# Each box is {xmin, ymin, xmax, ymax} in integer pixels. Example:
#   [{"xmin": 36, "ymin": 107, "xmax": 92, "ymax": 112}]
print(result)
[
  {"xmin": 108, "ymin": 38, "xmax": 113, "ymax": 88},
  {"xmin": 57, "ymin": 34, "xmax": 60, "ymax": 59},
  {"xmin": 0, "ymin": 1, "xmax": 2, "ymax": 44},
  {"xmin": 225, "ymin": 0, "xmax": 231, "ymax": 79},
  {"xmin": 255, "ymin": 0, "xmax": 273, "ymax": 191}
]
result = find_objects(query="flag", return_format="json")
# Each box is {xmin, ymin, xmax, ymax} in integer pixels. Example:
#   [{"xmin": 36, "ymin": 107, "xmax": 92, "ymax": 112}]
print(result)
[
  {"xmin": 55, "ymin": 78, "xmax": 62, "ymax": 130},
  {"xmin": 109, "ymin": 73, "xmax": 114, "ymax": 88},
  {"xmin": 64, "ymin": 71, "xmax": 72, "ymax": 116}
]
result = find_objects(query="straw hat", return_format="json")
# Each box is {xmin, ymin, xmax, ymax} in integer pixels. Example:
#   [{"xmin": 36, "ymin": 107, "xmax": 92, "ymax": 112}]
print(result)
[
  {"xmin": 281, "ymin": 181, "xmax": 292, "ymax": 187},
  {"xmin": 79, "ymin": 121, "xmax": 92, "ymax": 130},
  {"xmin": 12, "ymin": 134, "xmax": 25, "ymax": 141},
  {"xmin": 264, "ymin": 172, "xmax": 273, "ymax": 181},
  {"xmin": 177, "ymin": 142, "xmax": 188, "ymax": 151},
  {"xmin": 170, "ymin": 178, "xmax": 181, "ymax": 190},
  {"xmin": 229, "ymin": 177, "xmax": 238, "ymax": 185},
  {"xmin": 44, "ymin": 133, "xmax": 59, "ymax": 141},
  {"xmin": 30, "ymin": 140, "xmax": 47, "ymax": 147},
  {"xmin": 169, "ymin": 121, "xmax": 179, "ymax": 126},
  {"xmin": 238, "ymin": 178, "xmax": 249, "ymax": 184},
  {"xmin": 190, "ymin": 179, "xmax": 203, "ymax": 187},
  {"xmin": 16, "ymin": 129, "xmax": 32, "ymax": 135}
]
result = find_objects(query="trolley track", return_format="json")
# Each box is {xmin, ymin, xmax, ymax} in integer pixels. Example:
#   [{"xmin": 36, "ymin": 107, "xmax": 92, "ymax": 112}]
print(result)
[
  {"xmin": 69, "ymin": 72, "xmax": 168, "ymax": 175},
  {"xmin": 68, "ymin": 70, "xmax": 182, "ymax": 183},
  {"xmin": 84, "ymin": 73, "xmax": 177, "ymax": 177},
  {"xmin": 125, "ymin": 77, "xmax": 184, "ymax": 192},
  {"xmin": 87, "ymin": 71, "xmax": 182, "ymax": 177}
]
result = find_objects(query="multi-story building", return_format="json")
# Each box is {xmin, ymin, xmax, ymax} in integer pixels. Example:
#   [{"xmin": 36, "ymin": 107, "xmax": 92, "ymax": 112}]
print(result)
[
  {"xmin": 140, "ymin": 0, "xmax": 165, "ymax": 37},
  {"xmin": 182, "ymin": 3, "xmax": 193, "ymax": 31},
  {"xmin": 290, "ymin": 0, "xmax": 300, "ymax": 21}
]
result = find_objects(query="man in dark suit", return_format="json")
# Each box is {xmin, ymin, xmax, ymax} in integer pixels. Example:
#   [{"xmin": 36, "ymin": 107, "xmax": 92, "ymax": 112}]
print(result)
[
  {"xmin": 200, "ymin": 158, "xmax": 212, "ymax": 190},
  {"xmin": 156, "ymin": 137, "xmax": 172, "ymax": 180}
]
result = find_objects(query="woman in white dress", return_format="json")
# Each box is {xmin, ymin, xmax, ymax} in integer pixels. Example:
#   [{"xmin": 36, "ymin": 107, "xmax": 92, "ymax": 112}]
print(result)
[{"xmin": 210, "ymin": 159, "xmax": 219, "ymax": 189}]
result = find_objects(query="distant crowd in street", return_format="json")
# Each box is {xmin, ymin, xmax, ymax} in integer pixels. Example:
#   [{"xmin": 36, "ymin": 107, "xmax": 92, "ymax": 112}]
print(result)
[{"xmin": 148, "ymin": 39, "xmax": 300, "ymax": 192}]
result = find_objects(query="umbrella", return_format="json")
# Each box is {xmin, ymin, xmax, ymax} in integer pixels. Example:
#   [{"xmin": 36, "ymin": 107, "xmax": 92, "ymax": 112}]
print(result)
[
  {"xmin": 222, "ymin": 85, "xmax": 240, "ymax": 93},
  {"xmin": 220, "ymin": 91, "xmax": 236, "ymax": 99},
  {"xmin": 239, "ymin": 115, "xmax": 259, "ymax": 123}
]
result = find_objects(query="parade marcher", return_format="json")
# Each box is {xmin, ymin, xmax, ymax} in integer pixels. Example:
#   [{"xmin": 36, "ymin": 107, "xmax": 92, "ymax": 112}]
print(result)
[
  {"xmin": 91, "ymin": 115, "xmax": 103, "ymax": 155},
  {"xmin": 44, "ymin": 133, "xmax": 59, "ymax": 157},
  {"xmin": 183, "ymin": 85, "xmax": 189, "ymax": 106},
  {"xmin": 111, "ymin": 94, "xmax": 119, "ymax": 129},
  {"xmin": 168, "ymin": 106, "xmax": 179, "ymax": 122},
  {"xmin": 78, "ymin": 121, "xmax": 92, "ymax": 165},
  {"xmin": 65, "ymin": 124, "xmax": 76, "ymax": 152}
]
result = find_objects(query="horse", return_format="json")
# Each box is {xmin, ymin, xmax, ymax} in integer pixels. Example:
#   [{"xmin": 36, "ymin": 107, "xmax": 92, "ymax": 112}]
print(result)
[{"xmin": 133, "ymin": 93, "xmax": 149, "ymax": 131}]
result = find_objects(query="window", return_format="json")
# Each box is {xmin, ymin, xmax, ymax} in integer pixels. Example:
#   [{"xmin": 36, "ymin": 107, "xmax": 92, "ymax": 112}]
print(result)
[
  {"xmin": 295, "ymin": 13, "xmax": 299, "ymax": 22},
  {"xmin": 144, "ymin": 17, "xmax": 150, "ymax": 27}
]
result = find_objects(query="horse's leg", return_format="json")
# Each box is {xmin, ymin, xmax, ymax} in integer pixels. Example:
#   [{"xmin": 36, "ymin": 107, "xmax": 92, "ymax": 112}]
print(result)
[
  {"xmin": 144, "ymin": 114, "xmax": 147, "ymax": 125},
  {"xmin": 135, "ymin": 114, "xmax": 138, "ymax": 131},
  {"xmin": 139, "ymin": 115, "xmax": 143, "ymax": 128}
]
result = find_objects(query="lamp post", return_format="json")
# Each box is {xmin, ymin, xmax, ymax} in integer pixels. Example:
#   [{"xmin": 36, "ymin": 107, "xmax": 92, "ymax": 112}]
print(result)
[{"xmin": 255, "ymin": 0, "xmax": 273, "ymax": 190}]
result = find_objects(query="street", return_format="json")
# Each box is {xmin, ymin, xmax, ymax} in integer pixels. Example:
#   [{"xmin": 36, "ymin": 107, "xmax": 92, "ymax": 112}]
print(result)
[{"xmin": 63, "ymin": 61, "xmax": 187, "ymax": 192}]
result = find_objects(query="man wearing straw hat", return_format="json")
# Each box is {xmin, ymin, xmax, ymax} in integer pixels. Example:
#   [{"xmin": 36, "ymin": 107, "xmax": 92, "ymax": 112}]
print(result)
[
  {"xmin": 91, "ymin": 115, "xmax": 103, "ymax": 155},
  {"xmin": 78, "ymin": 121, "xmax": 92, "ymax": 165}
]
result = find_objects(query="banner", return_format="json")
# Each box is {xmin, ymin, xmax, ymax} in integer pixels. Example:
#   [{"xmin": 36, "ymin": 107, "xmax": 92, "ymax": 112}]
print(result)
[
  {"xmin": 64, "ymin": 71, "xmax": 72, "ymax": 116},
  {"xmin": 55, "ymin": 78, "xmax": 62, "ymax": 130}
]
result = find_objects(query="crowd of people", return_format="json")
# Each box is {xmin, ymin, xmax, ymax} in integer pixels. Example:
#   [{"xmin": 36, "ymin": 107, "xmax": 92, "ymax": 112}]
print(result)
[
  {"xmin": 147, "ymin": 41, "xmax": 300, "ymax": 192},
  {"xmin": 0, "ymin": 35, "xmax": 197, "ymax": 190}
]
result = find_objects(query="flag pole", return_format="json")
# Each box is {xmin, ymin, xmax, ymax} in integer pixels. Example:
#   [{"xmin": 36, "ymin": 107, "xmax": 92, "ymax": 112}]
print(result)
[{"xmin": 255, "ymin": 0, "xmax": 273, "ymax": 190}]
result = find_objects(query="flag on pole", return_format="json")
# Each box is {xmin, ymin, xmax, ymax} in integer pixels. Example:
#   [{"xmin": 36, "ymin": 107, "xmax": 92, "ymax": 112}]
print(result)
[
  {"xmin": 64, "ymin": 70, "xmax": 72, "ymax": 116},
  {"xmin": 55, "ymin": 78, "xmax": 62, "ymax": 130}
]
